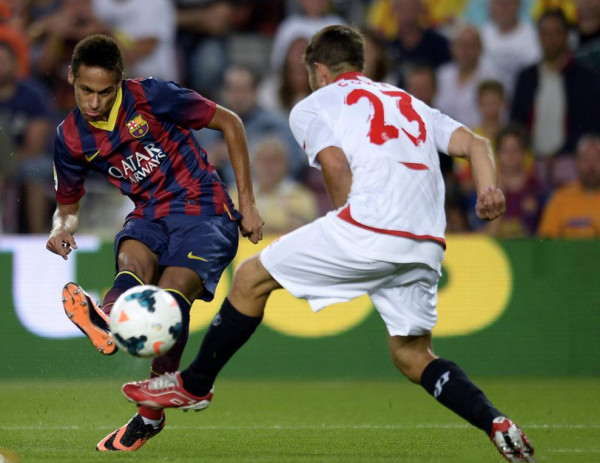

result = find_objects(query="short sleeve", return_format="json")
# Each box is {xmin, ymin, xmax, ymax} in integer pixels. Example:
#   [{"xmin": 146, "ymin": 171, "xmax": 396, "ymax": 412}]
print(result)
[
  {"xmin": 289, "ymin": 97, "xmax": 340, "ymax": 168},
  {"xmin": 429, "ymin": 107, "xmax": 464, "ymax": 154},
  {"xmin": 53, "ymin": 128, "xmax": 87, "ymax": 204},
  {"xmin": 142, "ymin": 78, "xmax": 216, "ymax": 130}
]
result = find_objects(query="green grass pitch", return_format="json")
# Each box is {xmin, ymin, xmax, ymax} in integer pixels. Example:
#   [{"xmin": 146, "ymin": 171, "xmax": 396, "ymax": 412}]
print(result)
[{"xmin": 1, "ymin": 378, "xmax": 598, "ymax": 462}]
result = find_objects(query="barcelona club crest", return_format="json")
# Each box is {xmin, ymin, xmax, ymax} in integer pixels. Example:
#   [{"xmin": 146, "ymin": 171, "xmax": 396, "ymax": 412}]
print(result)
[{"xmin": 126, "ymin": 114, "xmax": 149, "ymax": 138}]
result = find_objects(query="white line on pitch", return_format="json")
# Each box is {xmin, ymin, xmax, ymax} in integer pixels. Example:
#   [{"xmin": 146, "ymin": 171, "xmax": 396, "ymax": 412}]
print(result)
[{"xmin": 0, "ymin": 424, "xmax": 598, "ymax": 431}]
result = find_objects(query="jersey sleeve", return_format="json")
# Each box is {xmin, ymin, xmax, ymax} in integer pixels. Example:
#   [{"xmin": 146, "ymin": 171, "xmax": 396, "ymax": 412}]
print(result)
[
  {"xmin": 289, "ymin": 97, "xmax": 340, "ymax": 168},
  {"xmin": 428, "ymin": 107, "xmax": 464, "ymax": 155},
  {"xmin": 142, "ymin": 78, "xmax": 216, "ymax": 130},
  {"xmin": 53, "ymin": 126, "xmax": 87, "ymax": 204}
]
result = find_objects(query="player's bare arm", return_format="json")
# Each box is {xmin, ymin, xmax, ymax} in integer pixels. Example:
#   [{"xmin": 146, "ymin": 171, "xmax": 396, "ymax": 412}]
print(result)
[
  {"xmin": 447, "ymin": 127, "xmax": 506, "ymax": 221},
  {"xmin": 46, "ymin": 202, "xmax": 80, "ymax": 260},
  {"xmin": 317, "ymin": 146, "xmax": 353, "ymax": 210},
  {"xmin": 207, "ymin": 104, "xmax": 264, "ymax": 243}
]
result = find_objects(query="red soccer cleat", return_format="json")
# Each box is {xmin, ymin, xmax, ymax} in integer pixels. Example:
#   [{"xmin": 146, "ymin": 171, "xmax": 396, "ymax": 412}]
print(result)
[
  {"xmin": 62, "ymin": 282, "xmax": 117, "ymax": 355},
  {"xmin": 96, "ymin": 413, "xmax": 164, "ymax": 451},
  {"xmin": 122, "ymin": 372, "xmax": 213, "ymax": 411},
  {"xmin": 490, "ymin": 416, "xmax": 536, "ymax": 462}
]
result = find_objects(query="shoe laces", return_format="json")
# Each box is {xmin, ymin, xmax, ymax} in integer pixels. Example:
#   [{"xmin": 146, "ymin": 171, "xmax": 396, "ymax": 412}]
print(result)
[{"xmin": 147, "ymin": 373, "xmax": 178, "ymax": 392}]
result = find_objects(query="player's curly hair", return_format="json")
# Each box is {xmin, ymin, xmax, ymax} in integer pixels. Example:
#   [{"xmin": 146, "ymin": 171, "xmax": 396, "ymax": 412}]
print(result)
[
  {"xmin": 303, "ymin": 25, "xmax": 365, "ymax": 75},
  {"xmin": 71, "ymin": 34, "xmax": 124, "ymax": 79}
]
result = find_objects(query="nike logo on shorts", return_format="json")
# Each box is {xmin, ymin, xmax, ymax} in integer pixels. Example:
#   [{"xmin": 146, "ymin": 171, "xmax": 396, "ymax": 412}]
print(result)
[{"xmin": 187, "ymin": 252, "xmax": 207, "ymax": 262}]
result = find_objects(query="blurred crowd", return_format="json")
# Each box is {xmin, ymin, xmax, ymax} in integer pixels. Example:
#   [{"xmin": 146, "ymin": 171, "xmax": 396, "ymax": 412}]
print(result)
[{"xmin": 0, "ymin": 0, "xmax": 599, "ymax": 239}]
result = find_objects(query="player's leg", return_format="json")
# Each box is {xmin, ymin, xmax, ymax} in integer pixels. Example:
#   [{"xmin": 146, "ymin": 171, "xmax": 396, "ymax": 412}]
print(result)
[
  {"xmin": 62, "ymin": 238, "xmax": 159, "ymax": 356},
  {"xmin": 388, "ymin": 334, "xmax": 535, "ymax": 462},
  {"xmin": 372, "ymin": 274, "xmax": 534, "ymax": 463},
  {"xmin": 100, "ymin": 239, "xmax": 160, "ymax": 315},
  {"xmin": 151, "ymin": 266, "xmax": 203, "ymax": 376},
  {"xmin": 180, "ymin": 256, "xmax": 279, "ymax": 394},
  {"xmin": 98, "ymin": 266, "xmax": 201, "ymax": 452},
  {"xmin": 63, "ymin": 217, "xmax": 164, "ymax": 355},
  {"xmin": 121, "ymin": 254, "xmax": 280, "ymax": 409}
]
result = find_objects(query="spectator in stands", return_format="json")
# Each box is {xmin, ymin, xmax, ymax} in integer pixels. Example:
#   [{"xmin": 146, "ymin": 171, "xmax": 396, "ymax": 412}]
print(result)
[
  {"xmin": 260, "ymin": 35, "xmax": 313, "ymax": 116},
  {"xmin": 538, "ymin": 134, "xmax": 600, "ymax": 238},
  {"xmin": 480, "ymin": 0, "xmax": 541, "ymax": 97},
  {"xmin": 484, "ymin": 125, "xmax": 546, "ymax": 237},
  {"xmin": 404, "ymin": 63, "xmax": 437, "ymax": 106},
  {"xmin": 230, "ymin": 137, "xmax": 318, "ymax": 235},
  {"xmin": 423, "ymin": 0, "xmax": 470, "ymax": 33},
  {"xmin": 0, "ymin": 0, "xmax": 30, "ymax": 78},
  {"xmin": 382, "ymin": 0, "xmax": 451, "ymax": 86},
  {"xmin": 270, "ymin": 0, "xmax": 345, "ymax": 74},
  {"xmin": 175, "ymin": 0, "xmax": 234, "ymax": 99},
  {"xmin": 511, "ymin": 8, "xmax": 600, "ymax": 185},
  {"xmin": 29, "ymin": 0, "xmax": 108, "ymax": 115},
  {"xmin": 231, "ymin": 0, "xmax": 285, "ymax": 36},
  {"xmin": 0, "ymin": 41, "xmax": 52, "ymax": 233},
  {"xmin": 465, "ymin": 0, "xmax": 577, "ymax": 26},
  {"xmin": 92, "ymin": 0, "xmax": 178, "ymax": 81},
  {"xmin": 434, "ymin": 24, "xmax": 497, "ymax": 128},
  {"xmin": 473, "ymin": 79, "xmax": 506, "ymax": 150},
  {"xmin": 575, "ymin": 0, "xmax": 600, "ymax": 73},
  {"xmin": 362, "ymin": 27, "xmax": 392, "ymax": 83},
  {"xmin": 197, "ymin": 63, "xmax": 307, "ymax": 184},
  {"xmin": 455, "ymin": 79, "xmax": 507, "ymax": 196}
]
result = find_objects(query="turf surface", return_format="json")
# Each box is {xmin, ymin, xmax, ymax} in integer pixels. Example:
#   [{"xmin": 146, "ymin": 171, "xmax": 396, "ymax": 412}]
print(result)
[{"xmin": 0, "ymin": 378, "xmax": 598, "ymax": 462}]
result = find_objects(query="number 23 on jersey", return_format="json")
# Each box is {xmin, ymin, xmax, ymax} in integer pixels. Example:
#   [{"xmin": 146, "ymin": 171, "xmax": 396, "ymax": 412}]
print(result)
[{"xmin": 345, "ymin": 89, "xmax": 427, "ymax": 147}]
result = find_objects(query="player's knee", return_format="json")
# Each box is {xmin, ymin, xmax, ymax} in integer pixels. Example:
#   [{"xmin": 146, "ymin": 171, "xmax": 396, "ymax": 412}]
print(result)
[
  {"xmin": 231, "ymin": 257, "xmax": 261, "ymax": 297},
  {"xmin": 391, "ymin": 351, "xmax": 433, "ymax": 384},
  {"xmin": 117, "ymin": 253, "xmax": 156, "ymax": 284}
]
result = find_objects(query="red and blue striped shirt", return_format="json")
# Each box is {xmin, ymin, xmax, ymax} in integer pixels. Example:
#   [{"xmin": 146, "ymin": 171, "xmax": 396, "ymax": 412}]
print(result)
[{"xmin": 54, "ymin": 77, "xmax": 240, "ymax": 221}]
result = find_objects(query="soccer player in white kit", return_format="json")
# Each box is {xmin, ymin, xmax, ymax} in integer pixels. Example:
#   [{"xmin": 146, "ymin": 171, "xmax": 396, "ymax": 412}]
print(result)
[{"xmin": 123, "ymin": 25, "xmax": 535, "ymax": 462}]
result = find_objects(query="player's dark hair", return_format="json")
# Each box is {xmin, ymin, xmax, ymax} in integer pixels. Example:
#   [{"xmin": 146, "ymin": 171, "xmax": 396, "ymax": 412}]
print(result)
[
  {"xmin": 477, "ymin": 79, "xmax": 505, "ymax": 100},
  {"xmin": 303, "ymin": 25, "xmax": 365, "ymax": 74},
  {"xmin": 71, "ymin": 34, "xmax": 124, "ymax": 79}
]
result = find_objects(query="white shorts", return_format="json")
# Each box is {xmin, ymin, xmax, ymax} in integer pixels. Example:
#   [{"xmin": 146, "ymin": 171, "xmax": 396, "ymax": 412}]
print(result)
[{"xmin": 259, "ymin": 215, "xmax": 441, "ymax": 336}]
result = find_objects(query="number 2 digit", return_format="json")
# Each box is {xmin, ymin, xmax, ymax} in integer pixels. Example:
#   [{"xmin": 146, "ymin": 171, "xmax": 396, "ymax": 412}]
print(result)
[{"xmin": 345, "ymin": 89, "xmax": 427, "ymax": 147}]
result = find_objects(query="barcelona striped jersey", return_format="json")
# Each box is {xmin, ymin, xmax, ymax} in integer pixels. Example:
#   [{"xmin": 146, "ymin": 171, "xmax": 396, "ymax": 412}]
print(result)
[{"xmin": 53, "ymin": 77, "xmax": 241, "ymax": 222}]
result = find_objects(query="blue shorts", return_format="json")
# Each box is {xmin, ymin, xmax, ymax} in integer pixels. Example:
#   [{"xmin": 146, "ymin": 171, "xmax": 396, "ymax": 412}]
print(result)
[{"xmin": 114, "ymin": 214, "xmax": 239, "ymax": 302}]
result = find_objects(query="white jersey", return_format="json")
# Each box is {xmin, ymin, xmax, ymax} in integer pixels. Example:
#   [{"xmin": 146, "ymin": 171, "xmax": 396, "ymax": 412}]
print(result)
[{"xmin": 289, "ymin": 72, "xmax": 463, "ymax": 251}]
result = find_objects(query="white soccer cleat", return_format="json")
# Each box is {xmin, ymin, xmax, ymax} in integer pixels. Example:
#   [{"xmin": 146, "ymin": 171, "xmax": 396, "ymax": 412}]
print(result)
[{"xmin": 490, "ymin": 416, "xmax": 536, "ymax": 462}]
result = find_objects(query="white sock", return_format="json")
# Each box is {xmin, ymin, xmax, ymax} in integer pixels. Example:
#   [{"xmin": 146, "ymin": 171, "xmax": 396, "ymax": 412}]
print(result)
[{"xmin": 141, "ymin": 416, "xmax": 163, "ymax": 428}]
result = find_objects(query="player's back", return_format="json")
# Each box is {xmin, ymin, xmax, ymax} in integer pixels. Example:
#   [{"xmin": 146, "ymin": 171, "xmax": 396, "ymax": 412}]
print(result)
[{"xmin": 290, "ymin": 72, "xmax": 462, "ymax": 243}]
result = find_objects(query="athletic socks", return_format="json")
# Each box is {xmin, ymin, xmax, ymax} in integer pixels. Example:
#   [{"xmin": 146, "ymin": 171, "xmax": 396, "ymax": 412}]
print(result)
[
  {"xmin": 149, "ymin": 290, "xmax": 191, "ymax": 376},
  {"xmin": 101, "ymin": 271, "xmax": 143, "ymax": 316},
  {"xmin": 139, "ymin": 407, "xmax": 164, "ymax": 426},
  {"xmin": 138, "ymin": 289, "xmax": 192, "ymax": 422},
  {"xmin": 420, "ymin": 358, "xmax": 502, "ymax": 435},
  {"xmin": 181, "ymin": 298, "xmax": 263, "ymax": 396}
]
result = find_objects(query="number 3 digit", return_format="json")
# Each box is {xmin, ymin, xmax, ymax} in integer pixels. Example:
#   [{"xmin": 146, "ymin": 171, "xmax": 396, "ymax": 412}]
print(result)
[{"xmin": 345, "ymin": 88, "xmax": 427, "ymax": 147}]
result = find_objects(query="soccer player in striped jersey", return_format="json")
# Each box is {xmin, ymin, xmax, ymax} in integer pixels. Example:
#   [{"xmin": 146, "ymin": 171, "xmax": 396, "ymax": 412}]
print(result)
[
  {"xmin": 122, "ymin": 26, "xmax": 535, "ymax": 462},
  {"xmin": 45, "ymin": 35, "xmax": 263, "ymax": 451}
]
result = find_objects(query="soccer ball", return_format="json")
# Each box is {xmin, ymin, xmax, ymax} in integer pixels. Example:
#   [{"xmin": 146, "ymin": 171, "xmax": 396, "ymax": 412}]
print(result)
[{"xmin": 110, "ymin": 285, "xmax": 182, "ymax": 358}]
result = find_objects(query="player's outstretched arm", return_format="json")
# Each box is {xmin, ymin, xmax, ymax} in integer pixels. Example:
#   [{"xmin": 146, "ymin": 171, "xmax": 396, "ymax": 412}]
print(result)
[
  {"xmin": 46, "ymin": 202, "xmax": 80, "ymax": 260},
  {"xmin": 207, "ymin": 105, "xmax": 264, "ymax": 243},
  {"xmin": 317, "ymin": 146, "xmax": 352, "ymax": 210},
  {"xmin": 447, "ymin": 127, "xmax": 506, "ymax": 221}
]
